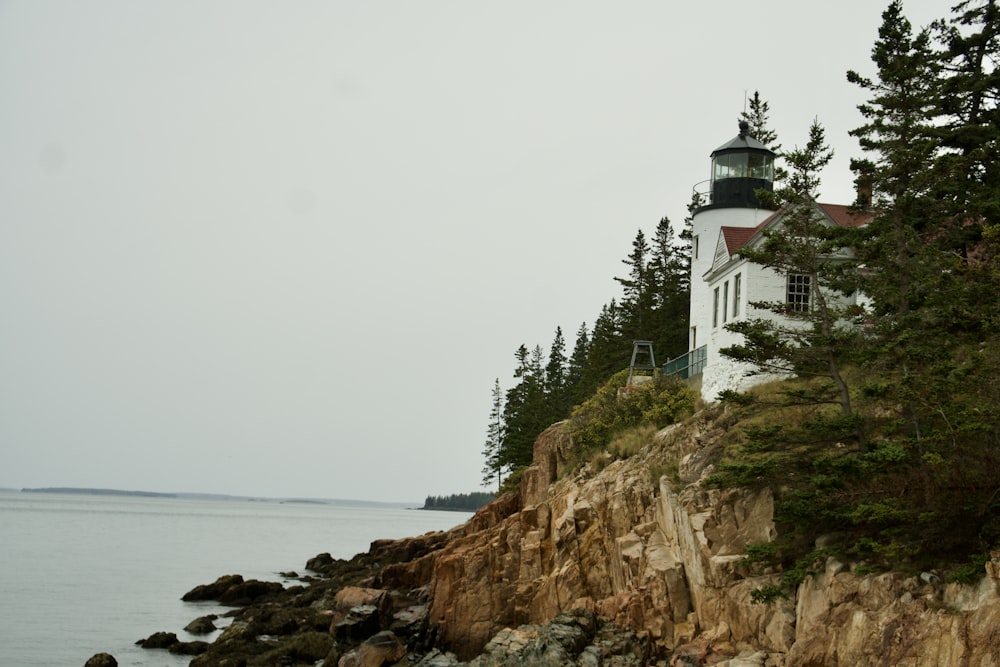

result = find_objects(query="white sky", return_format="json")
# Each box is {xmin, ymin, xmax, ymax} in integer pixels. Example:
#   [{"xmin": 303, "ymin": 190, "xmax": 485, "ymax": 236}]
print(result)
[{"xmin": 1, "ymin": 0, "xmax": 949, "ymax": 503}]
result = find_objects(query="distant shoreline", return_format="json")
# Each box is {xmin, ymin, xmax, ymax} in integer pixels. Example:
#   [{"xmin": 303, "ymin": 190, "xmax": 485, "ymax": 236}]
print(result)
[
  {"xmin": 21, "ymin": 487, "xmax": 176, "ymax": 498},
  {"xmin": 12, "ymin": 486, "xmax": 418, "ymax": 508}
]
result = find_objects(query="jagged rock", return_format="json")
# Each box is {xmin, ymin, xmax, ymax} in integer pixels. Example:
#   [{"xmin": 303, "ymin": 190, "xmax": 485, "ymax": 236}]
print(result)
[
  {"xmin": 467, "ymin": 610, "xmax": 648, "ymax": 667},
  {"xmin": 83, "ymin": 653, "xmax": 117, "ymax": 667},
  {"xmin": 339, "ymin": 630, "xmax": 406, "ymax": 667},
  {"xmin": 412, "ymin": 648, "xmax": 461, "ymax": 667},
  {"xmin": 415, "ymin": 412, "xmax": 1000, "ymax": 663},
  {"xmin": 255, "ymin": 631, "xmax": 333, "ymax": 665},
  {"xmin": 181, "ymin": 574, "xmax": 284, "ymax": 606},
  {"xmin": 332, "ymin": 604, "xmax": 381, "ymax": 641},
  {"xmin": 168, "ymin": 640, "xmax": 209, "ymax": 655},
  {"xmin": 184, "ymin": 614, "xmax": 217, "ymax": 634},
  {"xmin": 135, "ymin": 631, "xmax": 178, "ymax": 649},
  {"xmin": 306, "ymin": 552, "xmax": 336, "ymax": 574},
  {"xmin": 390, "ymin": 602, "xmax": 428, "ymax": 637},
  {"xmin": 182, "ymin": 574, "xmax": 244, "ymax": 601}
]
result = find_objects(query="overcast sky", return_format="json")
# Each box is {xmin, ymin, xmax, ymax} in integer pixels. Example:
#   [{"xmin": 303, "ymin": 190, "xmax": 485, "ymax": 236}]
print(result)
[{"xmin": 1, "ymin": 1, "xmax": 949, "ymax": 503}]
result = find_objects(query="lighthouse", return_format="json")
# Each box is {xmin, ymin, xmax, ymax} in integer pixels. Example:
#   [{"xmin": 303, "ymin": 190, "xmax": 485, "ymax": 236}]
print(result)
[
  {"xmin": 686, "ymin": 122, "xmax": 776, "ymax": 399},
  {"xmin": 673, "ymin": 122, "xmax": 871, "ymax": 401}
]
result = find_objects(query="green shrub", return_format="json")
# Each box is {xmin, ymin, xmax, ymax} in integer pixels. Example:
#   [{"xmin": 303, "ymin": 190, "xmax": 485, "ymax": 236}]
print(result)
[{"xmin": 566, "ymin": 371, "xmax": 697, "ymax": 467}]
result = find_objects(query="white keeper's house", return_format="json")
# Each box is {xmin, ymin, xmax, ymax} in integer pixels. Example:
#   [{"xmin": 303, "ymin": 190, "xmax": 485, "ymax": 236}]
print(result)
[{"xmin": 664, "ymin": 122, "xmax": 873, "ymax": 401}]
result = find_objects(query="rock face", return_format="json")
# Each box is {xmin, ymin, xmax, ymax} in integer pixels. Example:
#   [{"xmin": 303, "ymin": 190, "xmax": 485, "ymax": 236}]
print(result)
[{"xmin": 415, "ymin": 410, "xmax": 1000, "ymax": 664}]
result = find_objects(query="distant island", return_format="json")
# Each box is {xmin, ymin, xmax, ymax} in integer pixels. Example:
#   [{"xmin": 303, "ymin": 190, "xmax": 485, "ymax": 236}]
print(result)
[
  {"xmin": 16, "ymin": 487, "xmax": 418, "ymax": 508},
  {"xmin": 21, "ymin": 487, "xmax": 177, "ymax": 498},
  {"xmin": 421, "ymin": 492, "xmax": 495, "ymax": 512}
]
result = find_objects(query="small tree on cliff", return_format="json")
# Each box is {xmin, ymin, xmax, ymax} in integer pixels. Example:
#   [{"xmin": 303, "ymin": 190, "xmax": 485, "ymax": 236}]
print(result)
[
  {"xmin": 481, "ymin": 378, "xmax": 505, "ymax": 491},
  {"xmin": 499, "ymin": 345, "xmax": 548, "ymax": 471}
]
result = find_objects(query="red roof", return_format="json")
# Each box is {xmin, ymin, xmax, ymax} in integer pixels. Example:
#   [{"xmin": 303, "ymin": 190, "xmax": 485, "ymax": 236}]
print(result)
[
  {"xmin": 819, "ymin": 202, "xmax": 873, "ymax": 228},
  {"xmin": 721, "ymin": 202, "xmax": 873, "ymax": 255},
  {"xmin": 721, "ymin": 225, "xmax": 762, "ymax": 254}
]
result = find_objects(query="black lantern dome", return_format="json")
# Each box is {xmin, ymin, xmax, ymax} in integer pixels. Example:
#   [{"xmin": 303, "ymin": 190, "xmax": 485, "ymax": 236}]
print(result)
[{"xmin": 706, "ymin": 121, "xmax": 776, "ymax": 209}]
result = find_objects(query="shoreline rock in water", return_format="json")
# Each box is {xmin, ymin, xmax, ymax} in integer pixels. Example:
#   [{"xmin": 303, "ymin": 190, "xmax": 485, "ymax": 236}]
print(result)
[{"xmin": 126, "ymin": 412, "xmax": 1000, "ymax": 666}]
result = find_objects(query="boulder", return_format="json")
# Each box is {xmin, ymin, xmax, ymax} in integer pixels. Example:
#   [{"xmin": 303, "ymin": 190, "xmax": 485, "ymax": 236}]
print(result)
[
  {"xmin": 306, "ymin": 552, "xmax": 336, "ymax": 574},
  {"xmin": 83, "ymin": 653, "xmax": 117, "ymax": 667},
  {"xmin": 182, "ymin": 574, "xmax": 244, "ymax": 601},
  {"xmin": 135, "ymin": 631, "xmax": 178, "ymax": 649},
  {"xmin": 168, "ymin": 640, "xmax": 209, "ymax": 655},
  {"xmin": 339, "ymin": 630, "xmax": 407, "ymax": 667},
  {"xmin": 216, "ymin": 578, "xmax": 284, "ymax": 605},
  {"xmin": 184, "ymin": 614, "xmax": 217, "ymax": 634},
  {"xmin": 332, "ymin": 604, "xmax": 381, "ymax": 641},
  {"xmin": 181, "ymin": 573, "xmax": 283, "ymax": 605}
]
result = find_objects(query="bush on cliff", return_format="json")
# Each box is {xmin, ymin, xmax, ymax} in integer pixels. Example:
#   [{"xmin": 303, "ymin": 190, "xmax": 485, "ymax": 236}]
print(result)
[{"xmin": 565, "ymin": 370, "xmax": 698, "ymax": 471}]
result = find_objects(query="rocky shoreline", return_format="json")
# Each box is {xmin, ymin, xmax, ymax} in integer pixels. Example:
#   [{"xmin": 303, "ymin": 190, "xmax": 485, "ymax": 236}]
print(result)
[{"xmin": 105, "ymin": 517, "xmax": 657, "ymax": 667}]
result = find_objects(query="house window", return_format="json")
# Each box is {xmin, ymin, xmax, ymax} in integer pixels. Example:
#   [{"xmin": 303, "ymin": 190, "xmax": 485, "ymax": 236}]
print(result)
[
  {"xmin": 693, "ymin": 235, "xmax": 699, "ymax": 260},
  {"xmin": 722, "ymin": 281, "xmax": 729, "ymax": 323},
  {"xmin": 690, "ymin": 326, "xmax": 697, "ymax": 350},
  {"xmin": 733, "ymin": 273, "xmax": 742, "ymax": 318},
  {"xmin": 787, "ymin": 273, "xmax": 811, "ymax": 313},
  {"xmin": 713, "ymin": 287, "xmax": 720, "ymax": 327}
]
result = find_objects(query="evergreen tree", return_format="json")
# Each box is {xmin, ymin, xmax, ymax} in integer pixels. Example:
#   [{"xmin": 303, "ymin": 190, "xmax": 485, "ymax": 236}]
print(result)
[
  {"xmin": 843, "ymin": 0, "xmax": 1000, "ymax": 454},
  {"xmin": 848, "ymin": 1, "xmax": 964, "ymax": 437},
  {"xmin": 579, "ymin": 301, "xmax": 626, "ymax": 397},
  {"xmin": 615, "ymin": 229, "xmax": 654, "ymax": 343},
  {"xmin": 481, "ymin": 378, "xmax": 505, "ymax": 491},
  {"xmin": 740, "ymin": 90, "xmax": 782, "ymax": 152},
  {"xmin": 739, "ymin": 90, "xmax": 786, "ymax": 209},
  {"xmin": 544, "ymin": 326, "xmax": 571, "ymax": 419},
  {"xmin": 566, "ymin": 322, "xmax": 590, "ymax": 406},
  {"xmin": 499, "ymin": 344, "xmax": 548, "ymax": 470},
  {"xmin": 933, "ymin": 0, "xmax": 1000, "ymax": 230},
  {"xmin": 647, "ymin": 216, "xmax": 690, "ymax": 361},
  {"xmin": 721, "ymin": 120, "xmax": 862, "ymax": 419}
]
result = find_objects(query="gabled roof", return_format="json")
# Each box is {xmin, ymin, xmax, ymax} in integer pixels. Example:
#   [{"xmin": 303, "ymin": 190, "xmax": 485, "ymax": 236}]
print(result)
[
  {"xmin": 720, "ymin": 225, "xmax": 763, "ymax": 255},
  {"xmin": 721, "ymin": 202, "xmax": 873, "ymax": 255},
  {"xmin": 819, "ymin": 203, "xmax": 872, "ymax": 229}
]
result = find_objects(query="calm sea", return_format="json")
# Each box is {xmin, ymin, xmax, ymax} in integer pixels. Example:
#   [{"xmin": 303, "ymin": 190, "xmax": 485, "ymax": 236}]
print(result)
[{"xmin": 0, "ymin": 490, "xmax": 469, "ymax": 666}]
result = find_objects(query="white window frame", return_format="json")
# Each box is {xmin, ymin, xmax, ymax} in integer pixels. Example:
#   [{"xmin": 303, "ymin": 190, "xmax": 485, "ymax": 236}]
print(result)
[
  {"xmin": 787, "ymin": 273, "xmax": 811, "ymax": 313},
  {"xmin": 733, "ymin": 273, "xmax": 741, "ymax": 318}
]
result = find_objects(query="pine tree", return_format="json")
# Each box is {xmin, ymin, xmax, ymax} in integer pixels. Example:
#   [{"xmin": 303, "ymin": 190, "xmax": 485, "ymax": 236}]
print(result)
[
  {"xmin": 647, "ymin": 216, "xmax": 690, "ymax": 361},
  {"xmin": 721, "ymin": 120, "xmax": 862, "ymax": 419},
  {"xmin": 740, "ymin": 90, "xmax": 782, "ymax": 152},
  {"xmin": 615, "ymin": 229, "xmax": 654, "ymax": 343},
  {"xmin": 499, "ymin": 344, "xmax": 548, "ymax": 470},
  {"xmin": 933, "ymin": 0, "xmax": 1000, "ymax": 230},
  {"xmin": 580, "ymin": 301, "xmax": 626, "ymax": 397},
  {"xmin": 739, "ymin": 90, "xmax": 786, "ymax": 209},
  {"xmin": 481, "ymin": 378, "xmax": 505, "ymax": 491},
  {"xmin": 544, "ymin": 326, "xmax": 571, "ymax": 419},
  {"xmin": 848, "ymin": 1, "xmax": 962, "ymax": 437},
  {"xmin": 566, "ymin": 322, "xmax": 590, "ymax": 406}
]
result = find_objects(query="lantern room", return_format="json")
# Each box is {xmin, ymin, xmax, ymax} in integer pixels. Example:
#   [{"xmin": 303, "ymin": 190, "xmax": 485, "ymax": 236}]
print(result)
[{"xmin": 706, "ymin": 120, "xmax": 775, "ymax": 209}]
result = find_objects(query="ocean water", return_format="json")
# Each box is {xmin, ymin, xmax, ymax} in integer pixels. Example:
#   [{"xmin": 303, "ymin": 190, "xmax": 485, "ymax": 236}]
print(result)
[{"xmin": 0, "ymin": 490, "xmax": 469, "ymax": 666}]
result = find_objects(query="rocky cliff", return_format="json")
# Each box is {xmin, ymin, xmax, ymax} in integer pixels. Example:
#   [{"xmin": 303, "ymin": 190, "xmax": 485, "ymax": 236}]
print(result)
[
  {"xmin": 400, "ymin": 406, "xmax": 1000, "ymax": 665},
  {"xmin": 133, "ymin": 406, "xmax": 1000, "ymax": 666}
]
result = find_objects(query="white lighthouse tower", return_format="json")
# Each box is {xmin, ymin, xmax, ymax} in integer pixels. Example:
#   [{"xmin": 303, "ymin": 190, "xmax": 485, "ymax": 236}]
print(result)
[{"xmin": 686, "ymin": 121, "xmax": 776, "ymax": 400}]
